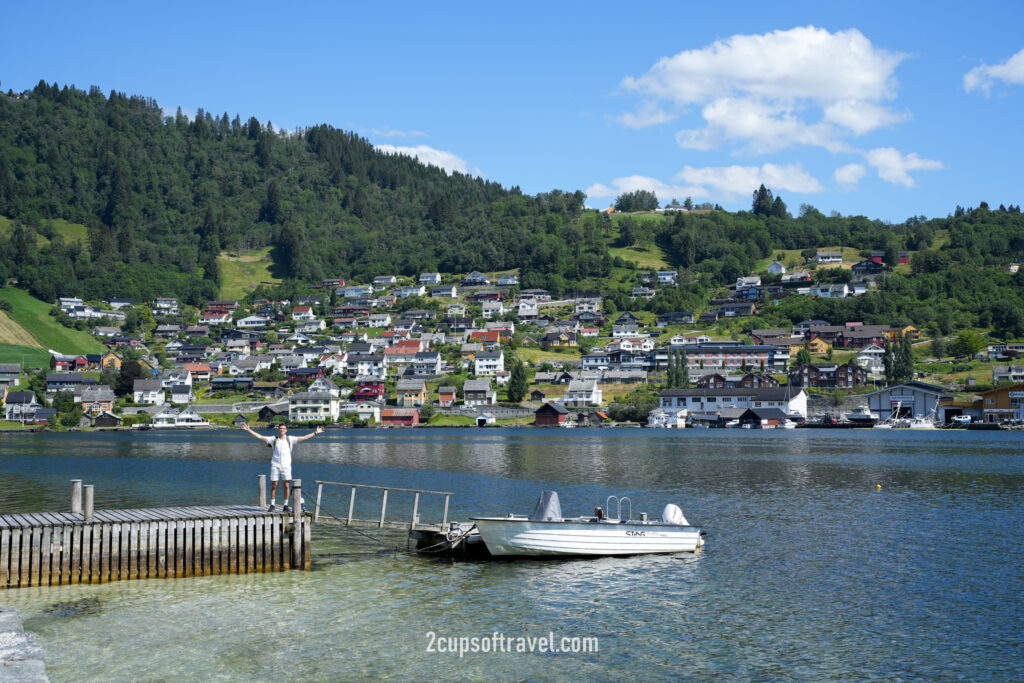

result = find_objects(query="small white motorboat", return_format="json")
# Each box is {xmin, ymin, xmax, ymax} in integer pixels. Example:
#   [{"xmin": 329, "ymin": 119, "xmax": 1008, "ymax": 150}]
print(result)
[{"xmin": 471, "ymin": 491, "xmax": 705, "ymax": 557}]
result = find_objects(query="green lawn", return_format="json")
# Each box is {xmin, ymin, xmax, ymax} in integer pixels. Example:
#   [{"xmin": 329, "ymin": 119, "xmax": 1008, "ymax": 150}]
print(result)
[
  {"xmin": 518, "ymin": 347, "xmax": 581, "ymax": 365},
  {"xmin": 425, "ymin": 414, "xmax": 475, "ymax": 426},
  {"xmin": 608, "ymin": 246, "xmax": 669, "ymax": 270},
  {"xmin": 0, "ymin": 216, "xmax": 89, "ymax": 245},
  {"xmin": 0, "ymin": 343, "xmax": 52, "ymax": 368},
  {"xmin": 0, "ymin": 287, "xmax": 104, "ymax": 354},
  {"xmin": 218, "ymin": 248, "xmax": 282, "ymax": 300}
]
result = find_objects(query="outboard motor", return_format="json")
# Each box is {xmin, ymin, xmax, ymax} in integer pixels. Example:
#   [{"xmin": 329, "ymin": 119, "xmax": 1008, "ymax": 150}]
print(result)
[
  {"xmin": 529, "ymin": 490, "xmax": 563, "ymax": 522},
  {"xmin": 661, "ymin": 503, "xmax": 688, "ymax": 526}
]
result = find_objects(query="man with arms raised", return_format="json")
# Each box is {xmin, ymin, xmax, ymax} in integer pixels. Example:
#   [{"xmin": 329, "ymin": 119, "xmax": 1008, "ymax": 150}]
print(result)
[{"xmin": 241, "ymin": 422, "xmax": 324, "ymax": 512}]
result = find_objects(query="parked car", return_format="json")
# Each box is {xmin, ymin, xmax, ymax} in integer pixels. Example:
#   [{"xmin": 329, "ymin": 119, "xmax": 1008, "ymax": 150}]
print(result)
[{"xmin": 950, "ymin": 415, "xmax": 971, "ymax": 424}]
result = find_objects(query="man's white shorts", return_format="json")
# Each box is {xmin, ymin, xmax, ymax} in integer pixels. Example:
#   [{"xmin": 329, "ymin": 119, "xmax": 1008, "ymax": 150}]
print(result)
[{"xmin": 270, "ymin": 462, "xmax": 292, "ymax": 481}]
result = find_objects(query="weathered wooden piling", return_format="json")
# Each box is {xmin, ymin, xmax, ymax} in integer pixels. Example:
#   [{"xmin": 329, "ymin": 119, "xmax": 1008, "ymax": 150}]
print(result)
[{"xmin": 0, "ymin": 478, "xmax": 311, "ymax": 590}]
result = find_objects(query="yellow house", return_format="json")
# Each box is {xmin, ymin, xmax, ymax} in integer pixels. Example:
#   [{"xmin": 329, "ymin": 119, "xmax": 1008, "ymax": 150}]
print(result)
[
  {"xmin": 101, "ymin": 351, "xmax": 123, "ymax": 370},
  {"xmin": 806, "ymin": 338, "xmax": 831, "ymax": 356},
  {"xmin": 395, "ymin": 379, "xmax": 427, "ymax": 407},
  {"xmin": 887, "ymin": 325, "xmax": 921, "ymax": 341}
]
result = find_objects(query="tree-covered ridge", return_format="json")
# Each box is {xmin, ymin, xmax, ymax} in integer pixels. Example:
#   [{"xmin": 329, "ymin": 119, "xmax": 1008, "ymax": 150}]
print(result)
[
  {"xmin": 1, "ymin": 80, "xmax": 1022, "ymax": 339},
  {"xmin": 0, "ymin": 80, "xmax": 601, "ymax": 302}
]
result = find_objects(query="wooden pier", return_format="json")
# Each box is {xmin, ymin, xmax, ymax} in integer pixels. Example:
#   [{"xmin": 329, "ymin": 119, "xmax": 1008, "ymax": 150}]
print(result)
[{"xmin": 0, "ymin": 477, "xmax": 310, "ymax": 590}]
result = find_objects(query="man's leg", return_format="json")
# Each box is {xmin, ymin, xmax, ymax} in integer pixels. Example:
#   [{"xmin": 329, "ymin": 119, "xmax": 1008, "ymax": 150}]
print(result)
[
  {"xmin": 283, "ymin": 479, "xmax": 291, "ymax": 508},
  {"xmin": 269, "ymin": 476, "xmax": 279, "ymax": 510}
]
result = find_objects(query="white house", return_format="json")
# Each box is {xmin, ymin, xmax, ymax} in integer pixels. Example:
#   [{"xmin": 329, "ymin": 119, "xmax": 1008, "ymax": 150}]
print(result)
[
  {"xmin": 474, "ymin": 348, "xmax": 504, "ymax": 376},
  {"xmin": 237, "ymin": 315, "xmax": 270, "ymax": 329},
  {"xmin": 766, "ymin": 261, "xmax": 787, "ymax": 275},
  {"xmin": 132, "ymin": 379, "xmax": 165, "ymax": 405},
  {"xmin": 289, "ymin": 392, "xmax": 340, "ymax": 422},
  {"xmin": 657, "ymin": 271, "xmax": 678, "ymax": 284},
  {"xmin": 367, "ymin": 313, "xmax": 392, "ymax": 328},
  {"xmin": 419, "ymin": 272, "xmax": 442, "ymax": 285},
  {"xmin": 563, "ymin": 380, "xmax": 602, "ymax": 407},
  {"xmin": 481, "ymin": 301, "xmax": 505, "ymax": 319},
  {"xmin": 736, "ymin": 276, "xmax": 761, "ymax": 289}
]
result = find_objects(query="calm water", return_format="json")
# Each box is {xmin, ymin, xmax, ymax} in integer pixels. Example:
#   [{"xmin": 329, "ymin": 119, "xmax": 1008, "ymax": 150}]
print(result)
[{"xmin": 0, "ymin": 428, "xmax": 1021, "ymax": 682}]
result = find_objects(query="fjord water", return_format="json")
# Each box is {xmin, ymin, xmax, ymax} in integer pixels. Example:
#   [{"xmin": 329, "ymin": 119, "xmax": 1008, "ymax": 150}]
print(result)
[{"xmin": 1, "ymin": 428, "xmax": 1021, "ymax": 681}]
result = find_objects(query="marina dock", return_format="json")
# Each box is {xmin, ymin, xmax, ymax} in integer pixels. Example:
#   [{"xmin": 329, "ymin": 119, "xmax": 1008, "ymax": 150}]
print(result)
[{"xmin": 0, "ymin": 477, "xmax": 311, "ymax": 590}]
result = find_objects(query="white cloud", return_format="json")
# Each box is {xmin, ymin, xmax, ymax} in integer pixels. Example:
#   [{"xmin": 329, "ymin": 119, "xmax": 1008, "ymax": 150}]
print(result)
[
  {"xmin": 964, "ymin": 48, "xmax": 1024, "ymax": 95},
  {"xmin": 585, "ymin": 175, "xmax": 705, "ymax": 203},
  {"xmin": 834, "ymin": 163, "xmax": 867, "ymax": 189},
  {"xmin": 587, "ymin": 164, "xmax": 824, "ymax": 204},
  {"xmin": 823, "ymin": 100, "xmax": 907, "ymax": 135},
  {"xmin": 675, "ymin": 163, "xmax": 824, "ymax": 198},
  {"xmin": 371, "ymin": 127, "xmax": 427, "ymax": 138},
  {"xmin": 620, "ymin": 26, "xmax": 906, "ymax": 153},
  {"xmin": 864, "ymin": 148, "xmax": 943, "ymax": 187},
  {"xmin": 617, "ymin": 101, "xmax": 675, "ymax": 129},
  {"xmin": 375, "ymin": 144, "xmax": 471, "ymax": 175}
]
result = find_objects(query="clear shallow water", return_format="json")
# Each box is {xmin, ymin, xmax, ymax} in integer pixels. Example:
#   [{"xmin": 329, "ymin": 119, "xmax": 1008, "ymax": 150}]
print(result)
[{"xmin": 1, "ymin": 428, "xmax": 1022, "ymax": 681}]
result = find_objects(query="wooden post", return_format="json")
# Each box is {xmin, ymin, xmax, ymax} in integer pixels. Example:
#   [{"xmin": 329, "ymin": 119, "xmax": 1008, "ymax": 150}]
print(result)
[
  {"xmin": 70, "ymin": 480, "xmax": 83, "ymax": 514},
  {"xmin": 291, "ymin": 480, "xmax": 302, "ymax": 569},
  {"xmin": 378, "ymin": 489, "xmax": 388, "ymax": 528},
  {"xmin": 347, "ymin": 486, "xmax": 356, "ymax": 525},
  {"xmin": 314, "ymin": 482, "xmax": 323, "ymax": 523},
  {"xmin": 411, "ymin": 492, "xmax": 420, "ymax": 529},
  {"xmin": 258, "ymin": 474, "xmax": 267, "ymax": 509},
  {"xmin": 83, "ymin": 485, "xmax": 94, "ymax": 522},
  {"xmin": 442, "ymin": 494, "xmax": 450, "ymax": 531}
]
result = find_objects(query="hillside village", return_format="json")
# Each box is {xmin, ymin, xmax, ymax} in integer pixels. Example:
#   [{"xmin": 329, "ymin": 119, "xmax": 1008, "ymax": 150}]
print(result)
[{"xmin": 3, "ymin": 248, "xmax": 1023, "ymax": 430}]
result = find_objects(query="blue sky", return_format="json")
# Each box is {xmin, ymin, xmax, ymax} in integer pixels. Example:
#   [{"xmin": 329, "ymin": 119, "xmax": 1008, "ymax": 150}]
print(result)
[{"xmin": 2, "ymin": 0, "xmax": 1023, "ymax": 222}]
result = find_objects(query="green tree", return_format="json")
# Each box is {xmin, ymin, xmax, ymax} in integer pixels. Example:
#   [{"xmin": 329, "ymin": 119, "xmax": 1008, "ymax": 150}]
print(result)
[
  {"xmin": 795, "ymin": 348, "xmax": 813, "ymax": 367},
  {"xmin": 950, "ymin": 330, "xmax": 985, "ymax": 358},
  {"xmin": 116, "ymin": 360, "xmax": 146, "ymax": 397},
  {"xmin": 751, "ymin": 184, "xmax": 773, "ymax": 216},
  {"xmin": 508, "ymin": 362, "xmax": 528, "ymax": 403}
]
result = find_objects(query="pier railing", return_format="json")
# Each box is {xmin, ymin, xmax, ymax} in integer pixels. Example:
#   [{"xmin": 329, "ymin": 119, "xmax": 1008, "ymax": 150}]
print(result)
[{"xmin": 312, "ymin": 481, "xmax": 452, "ymax": 532}]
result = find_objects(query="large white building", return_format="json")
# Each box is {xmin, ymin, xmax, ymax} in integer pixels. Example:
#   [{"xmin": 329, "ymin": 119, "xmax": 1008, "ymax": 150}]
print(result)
[{"xmin": 658, "ymin": 387, "xmax": 808, "ymax": 418}]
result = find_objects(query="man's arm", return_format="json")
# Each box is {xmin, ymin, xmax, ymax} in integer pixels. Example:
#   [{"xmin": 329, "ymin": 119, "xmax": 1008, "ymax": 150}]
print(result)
[
  {"xmin": 295, "ymin": 425, "xmax": 325, "ymax": 443},
  {"xmin": 239, "ymin": 423, "xmax": 267, "ymax": 441}
]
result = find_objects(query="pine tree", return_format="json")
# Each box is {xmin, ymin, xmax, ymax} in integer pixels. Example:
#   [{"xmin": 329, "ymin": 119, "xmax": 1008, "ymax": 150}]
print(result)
[
  {"xmin": 508, "ymin": 361, "xmax": 528, "ymax": 403},
  {"xmin": 883, "ymin": 341, "xmax": 895, "ymax": 384},
  {"xmin": 680, "ymin": 347, "xmax": 689, "ymax": 387}
]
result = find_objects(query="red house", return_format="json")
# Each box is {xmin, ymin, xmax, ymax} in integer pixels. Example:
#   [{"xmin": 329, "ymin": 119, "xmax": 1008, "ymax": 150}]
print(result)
[
  {"xmin": 353, "ymin": 378, "xmax": 386, "ymax": 401},
  {"xmin": 534, "ymin": 402, "xmax": 569, "ymax": 426},
  {"xmin": 381, "ymin": 408, "xmax": 419, "ymax": 426}
]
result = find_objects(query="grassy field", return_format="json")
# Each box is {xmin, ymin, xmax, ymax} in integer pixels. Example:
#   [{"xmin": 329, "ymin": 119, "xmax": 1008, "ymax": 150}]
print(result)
[
  {"xmin": 218, "ymin": 248, "xmax": 282, "ymax": 300},
  {"xmin": 518, "ymin": 347, "xmax": 581, "ymax": 365},
  {"xmin": 609, "ymin": 245, "xmax": 669, "ymax": 270},
  {"xmin": 0, "ymin": 216, "xmax": 89, "ymax": 246},
  {"xmin": 425, "ymin": 414, "xmax": 475, "ymax": 426},
  {"xmin": 0, "ymin": 310, "xmax": 41, "ymax": 347},
  {"xmin": 0, "ymin": 287, "xmax": 104, "ymax": 354},
  {"xmin": 0, "ymin": 343, "xmax": 52, "ymax": 368}
]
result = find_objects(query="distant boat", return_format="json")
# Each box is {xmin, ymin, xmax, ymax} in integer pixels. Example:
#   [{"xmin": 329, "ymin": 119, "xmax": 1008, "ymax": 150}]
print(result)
[
  {"xmin": 846, "ymin": 405, "xmax": 878, "ymax": 426},
  {"xmin": 471, "ymin": 491, "xmax": 705, "ymax": 557}
]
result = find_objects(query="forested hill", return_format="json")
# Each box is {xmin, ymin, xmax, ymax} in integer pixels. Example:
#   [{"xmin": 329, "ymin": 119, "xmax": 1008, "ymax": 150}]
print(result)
[
  {"xmin": 0, "ymin": 80, "xmax": 599, "ymax": 303},
  {"xmin": 0, "ymin": 80, "xmax": 1023, "ymax": 336}
]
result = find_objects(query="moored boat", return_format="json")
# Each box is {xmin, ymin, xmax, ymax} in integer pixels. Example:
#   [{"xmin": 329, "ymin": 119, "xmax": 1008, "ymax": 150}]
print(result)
[{"xmin": 471, "ymin": 491, "xmax": 705, "ymax": 557}]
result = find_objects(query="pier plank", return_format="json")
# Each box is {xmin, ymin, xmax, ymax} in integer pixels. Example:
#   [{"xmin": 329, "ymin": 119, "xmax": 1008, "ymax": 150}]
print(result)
[
  {"xmin": 38, "ymin": 526, "xmax": 51, "ymax": 586},
  {"xmin": 17, "ymin": 528, "xmax": 30, "ymax": 588},
  {"xmin": 0, "ymin": 528, "xmax": 9, "ymax": 588},
  {"xmin": 69, "ymin": 525, "xmax": 82, "ymax": 585},
  {"xmin": 270, "ymin": 517, "xmax": 280, "ymax": 571},
  {"xmin": 120, "ymin": 522, "xmax": 131, "ymax": 580},
  {"xmin": 87, "ymin": 524, "xmax": 99, "ymax": 584}
]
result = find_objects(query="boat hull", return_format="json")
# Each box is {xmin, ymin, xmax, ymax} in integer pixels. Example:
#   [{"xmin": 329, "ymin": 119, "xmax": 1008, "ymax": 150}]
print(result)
[{"xmin": 470, "ymin": 518, "xmax": 704, "ymax": 557}]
